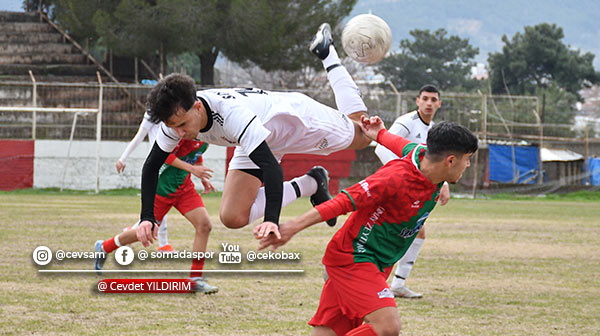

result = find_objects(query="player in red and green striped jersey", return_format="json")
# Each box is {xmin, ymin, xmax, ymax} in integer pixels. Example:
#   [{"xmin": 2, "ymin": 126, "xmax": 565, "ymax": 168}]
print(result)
[
  {"xmin": 96, "ymin": 137, "xmax": 218, "ymax": 294},
  {"xmin": 259, "ymin": 116, "xmax": 478, "ymax": 336}
]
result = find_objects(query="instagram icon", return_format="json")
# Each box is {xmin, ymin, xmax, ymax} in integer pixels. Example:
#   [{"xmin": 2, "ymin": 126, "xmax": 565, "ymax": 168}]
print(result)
[{"xmin": 33, "ymin": 246, "xmax": 53, "ymax": 265}]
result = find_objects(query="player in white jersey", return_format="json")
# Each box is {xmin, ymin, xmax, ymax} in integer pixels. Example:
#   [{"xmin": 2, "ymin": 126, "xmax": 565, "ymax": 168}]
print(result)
[
  {"xmin": 134, "ymin": 31, "xmax": 373, "ymax": 243},
  {"xmin": 375, "ymin": 85, "xmax": 450, "ymax": 299}
]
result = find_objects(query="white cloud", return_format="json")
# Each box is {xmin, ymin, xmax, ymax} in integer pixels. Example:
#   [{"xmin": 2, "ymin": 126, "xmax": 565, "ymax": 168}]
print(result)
[{"xmin": 448, "ymin": 18, "xmax": 483, "ymax": 35}]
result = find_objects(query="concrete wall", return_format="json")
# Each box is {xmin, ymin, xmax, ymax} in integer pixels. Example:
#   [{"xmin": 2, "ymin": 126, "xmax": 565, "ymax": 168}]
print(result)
[{"xmin": 33, "ymin": 140, "xmax": 227, "ymax": 191}]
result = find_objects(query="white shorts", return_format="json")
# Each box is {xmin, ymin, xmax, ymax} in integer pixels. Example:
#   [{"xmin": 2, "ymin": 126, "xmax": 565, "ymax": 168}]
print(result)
[{"xmin": 228, "ymin": 98, "xmax": 355, "ymax": 171}]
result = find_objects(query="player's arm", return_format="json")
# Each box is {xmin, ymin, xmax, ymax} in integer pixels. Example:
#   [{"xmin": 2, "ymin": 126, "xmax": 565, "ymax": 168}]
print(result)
[
  {"xmin": 249, "ymin": 141, "xmax": 284, "ymax": 239},
  {"xmin": 258, "ymin": 172, "xmax": 389, "ymax": 250},
  {"xmin": 138, "ymin": 142, "xmax": 170, "ymax": 247},
  {"xmin": 116, "ymin": 121, "xmax": 151, "ymax": 173},
  {"xmin": 166, "ymin": 154, "xmax": 213, "ymax": 180},
  {"xmin": 374, "ymin": 119, "xmax": 410, "ymax": 164},
  {"xmin": 361, "ymin": 115, "xmax": 411, "ymax": 157}
]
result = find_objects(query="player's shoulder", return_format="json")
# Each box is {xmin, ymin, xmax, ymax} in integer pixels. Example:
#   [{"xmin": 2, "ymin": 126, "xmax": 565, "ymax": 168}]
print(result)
[{"xmin": 394, "ymin": 110, "xmax": 419, "ymax": 123}]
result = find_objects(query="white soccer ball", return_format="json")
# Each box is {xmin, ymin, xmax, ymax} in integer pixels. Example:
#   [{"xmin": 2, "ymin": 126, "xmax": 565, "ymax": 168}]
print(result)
[{"xmin": 341, "ymin": 14, "xmax": 392, "ymax": 65}]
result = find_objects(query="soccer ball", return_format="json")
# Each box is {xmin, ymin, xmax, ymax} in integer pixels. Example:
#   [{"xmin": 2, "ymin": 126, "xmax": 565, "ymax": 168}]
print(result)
[{"xmin": 341, "ymin": 14, "xmax": 392, "ymax": 65}]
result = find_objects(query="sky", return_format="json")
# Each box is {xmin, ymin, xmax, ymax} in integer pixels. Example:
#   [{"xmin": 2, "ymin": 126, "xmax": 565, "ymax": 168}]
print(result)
[
  {"xmin": 1, "ymin": 0, "xmax": 598, "ymax": 68},
  {"xmin": 0, "ymin": 0, "xmax": 21, "ymax": 11},
  {"xmin": 350, "ymin": 0, "xmax": 600, "ymax": 68}
]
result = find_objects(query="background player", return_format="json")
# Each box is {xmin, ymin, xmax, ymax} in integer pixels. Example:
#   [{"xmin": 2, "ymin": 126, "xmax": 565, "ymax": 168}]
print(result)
[
  {"xmin": 374, "ymin": 84, "xmax": 450, "ymax": 299},
  {"xmin": 259, "ymin": 116, "xmax": 478, "ymax": 336},
  {"xmin": 95, "ymin": 113, "xmax": 218, "ymax": 293},
  {"xmin": 115, "ymin": 112, "xmax": 214, "ymax": 252}
]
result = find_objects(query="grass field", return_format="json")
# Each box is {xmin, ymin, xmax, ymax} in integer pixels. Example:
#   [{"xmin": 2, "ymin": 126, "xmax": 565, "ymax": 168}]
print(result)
[{"xmin": 1, "ymin": 190, "xmax": 599, "ymax": 335}]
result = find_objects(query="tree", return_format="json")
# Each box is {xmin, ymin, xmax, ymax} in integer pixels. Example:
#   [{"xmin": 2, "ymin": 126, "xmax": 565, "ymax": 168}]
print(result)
[
  {"xmin": 377, "ymin": 28, "xmax": 479, "ymax": 91},
  {"xmin": 164, "ymin": 0, "xmax": 356, "ymax": 85},
  {"xmin": 488, "ymin": 23, "xmax": 600, "ymax": 100},
  {"xmin": 45, "ymin": 0, "xmax": 356, "ymax": 85}
]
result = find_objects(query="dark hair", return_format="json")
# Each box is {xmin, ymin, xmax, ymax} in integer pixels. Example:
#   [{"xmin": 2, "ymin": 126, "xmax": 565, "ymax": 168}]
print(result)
[
  {"xmin": 426, "ymin": 121, "xmax": 478, "ymax": 161},
  {"xmin": 146, "ymin": 73, "xmax": 197, "ymax": 123},
  {"xmin": 418, "ymin": 84, "xmax": 440, "ymax": 99}
]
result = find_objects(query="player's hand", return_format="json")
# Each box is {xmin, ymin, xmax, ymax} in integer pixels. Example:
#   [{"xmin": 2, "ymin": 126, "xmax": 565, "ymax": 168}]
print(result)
[
  {"xmin": 253, "ymin": 222, "xmax": 281, "ymax": 240},
  {"xmin": 116, "ymin": 160, "xmax": 126, "ymax": 173},
  {"xmin": 439, "ymin": 182, "xmax": 450, "ymax": 206},
  {"xmin": 189, "ymin": 165, "xmax": 213, "ymax": 179},
  {"xmin": 200, "ymin": 177, "xmax": 216, "ymax": 194},
  {"xmin": 136, "ymin": 220, "xmax": 158, "ymax": 247},
  {"xmin": 258, "ymin": 221, "xmax": 296, "ymax": 251},
  {"xmin": 359, "ymin": 115, "xmax": 386, "ymax": 140}
]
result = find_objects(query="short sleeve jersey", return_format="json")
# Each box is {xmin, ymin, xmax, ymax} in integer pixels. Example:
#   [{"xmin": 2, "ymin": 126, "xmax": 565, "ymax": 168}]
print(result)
[
  {"xmin": 156, "ymin": 140, "xmax": 208, "ymax": 197},
  {"xmin": 155, "ymin": 88, "xmax": 276, "ymax": 156},
  {"xmin": 318, "ymin": 131, "xmax": 443, "ymax": 271},
  {"xmin": 375, "ymin": 110, "xmax": 434, "ymax": 165}
]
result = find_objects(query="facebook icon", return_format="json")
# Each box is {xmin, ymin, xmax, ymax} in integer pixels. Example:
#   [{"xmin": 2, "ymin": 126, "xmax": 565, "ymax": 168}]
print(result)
[{"xmin": 114, "ymin": 246, "xmax": 134, "ymax": 266}]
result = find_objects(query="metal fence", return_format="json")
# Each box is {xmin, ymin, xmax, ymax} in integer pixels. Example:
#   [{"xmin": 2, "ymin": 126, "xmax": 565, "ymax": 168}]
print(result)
[{"xmin": 1, "ymin": 79, "xmax": 599, "ymax": 148}]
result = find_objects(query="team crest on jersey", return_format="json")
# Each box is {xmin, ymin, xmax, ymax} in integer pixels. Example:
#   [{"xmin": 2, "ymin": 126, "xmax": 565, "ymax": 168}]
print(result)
[
  {"xmin": 398, "ymin": 211, "xmax": 430, "ymax": 238},
  {"xmin": 377, "ymin": 288, "xmax": 394, "ymax": 299}
]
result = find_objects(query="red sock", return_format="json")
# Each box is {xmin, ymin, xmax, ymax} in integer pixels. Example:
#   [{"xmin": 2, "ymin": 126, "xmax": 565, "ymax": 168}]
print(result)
[
  {"xmin": 345, "ymin": 323, "xmax": 377, "ymax": 336},
  {"xmin": 190, "ymin": 258, "xmax": 205, "ymax": 278},
  {"xmin": 102, "ymin": 237, "xmax": 118, "ymax": 254}
]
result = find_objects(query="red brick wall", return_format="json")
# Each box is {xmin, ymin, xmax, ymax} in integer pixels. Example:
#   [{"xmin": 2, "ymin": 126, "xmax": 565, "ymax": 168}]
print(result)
[
  {"xmin": 226, "ymin": 147, "xmax": 355, "ymax": 194},
  {"xmin": 0, "ymin": 140, "xmax": 34, "ymax": 190}
]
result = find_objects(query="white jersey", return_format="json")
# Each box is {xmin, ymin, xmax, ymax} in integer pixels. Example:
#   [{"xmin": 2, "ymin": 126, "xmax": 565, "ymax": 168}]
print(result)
[
  {"xmin": 155, "ymin": 88, "xmax": 354, "ymax": 167},
  {"xmin": 375, "ymin": 110, "xmax": 434, "ymax": 164},
  {"xmin": 140, "ymin": 112, "xmax": 160, "ymax": 145},
  {"xmin": 119, "ymin": 112, "xmax": 161, "ymax": 164}
]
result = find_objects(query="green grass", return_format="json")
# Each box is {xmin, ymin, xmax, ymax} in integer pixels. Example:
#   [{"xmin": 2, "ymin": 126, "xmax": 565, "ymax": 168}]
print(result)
[{"xmin": 0, "ymin": 192, "xmax": 599, "ymax": 335}]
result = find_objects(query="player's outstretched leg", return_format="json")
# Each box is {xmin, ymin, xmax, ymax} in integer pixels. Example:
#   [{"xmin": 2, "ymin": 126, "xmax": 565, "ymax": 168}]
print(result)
[
  {"xmin": 247, "ymin": 166, "xmax": 337, "ymax": 227},
  {"xmin": 309, "ymin": 23, "xmax": 333, "ymax": 60},
  {"xmin": 310, "ymin": 23, "xmax": 367, "ymax": 121},
  {"xmin": 306, "ymin": 166, "xmax": 336, "ymax": 227}
]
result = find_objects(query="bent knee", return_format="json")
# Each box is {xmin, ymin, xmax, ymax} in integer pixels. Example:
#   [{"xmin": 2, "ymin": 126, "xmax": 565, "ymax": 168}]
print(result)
[
  {"xmin": 377, "ymin": 320, "xmax": 401, "ymax": 336},
  {"xmin": 219, "ymin": 212, "xmax": 249, "ymax": 229},
  {"xmin": 193, "ymin": 220, "xmax": 212, "ymax": 234},
  {"xmin": 371, "ymin": 314, "xmax": 401, "ymax": 336}
]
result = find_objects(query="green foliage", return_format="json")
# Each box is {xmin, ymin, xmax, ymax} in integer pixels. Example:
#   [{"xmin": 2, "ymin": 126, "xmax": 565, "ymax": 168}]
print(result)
[
  {"xmin": 488, "ymin": 23, "xmax": 600, "ymax": 99},
  {"xmin": 536, "ymin": 83, "xmax": 578, "ymax": 128},
  {"xmin": 220, "ymin": 0, "xmax": 355, "ymax": 72},
  {"xmin": 53, "ymin": 0, "xmax": 119, "ymax": 41},
  {"xmin": 488, "ymin": 23, "xmax": 600, "ymax": 129},
  {"xmin": 377, "ymin": 28, "xmax": 480, "ymax": 91},
  {"xmin": 45, "ymin": 0, "xmax": 356, "ymax": 85}
]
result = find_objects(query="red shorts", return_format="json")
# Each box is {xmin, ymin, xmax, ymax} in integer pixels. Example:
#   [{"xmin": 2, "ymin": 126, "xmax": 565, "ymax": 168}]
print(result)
[
  {"xmin": 154, "ymin": 179, "xmax": 204, "ymax": 221},
  {"xmin": 309, "ymin": 262, "xmax": 395, "ymax": 336}
]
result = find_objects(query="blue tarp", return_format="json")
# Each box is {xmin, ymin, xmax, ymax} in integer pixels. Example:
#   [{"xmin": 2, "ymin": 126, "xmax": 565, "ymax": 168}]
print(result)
[
  {"xmin": 587, "ymin": 157, "xmax": 600, "ymax": 186},
  {"xmin": 489, "ymin": 144, "xmax": 539, "ymax": 184}
]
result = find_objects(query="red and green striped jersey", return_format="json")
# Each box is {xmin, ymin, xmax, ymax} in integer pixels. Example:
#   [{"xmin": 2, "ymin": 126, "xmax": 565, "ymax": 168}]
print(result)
[
  {"xmin": 156, "ymin": 140, "xmax": 208, "ymax": 197},
  {"xmin": 316, "ymin": 130, "xmax": 443, "ymax": 271}
]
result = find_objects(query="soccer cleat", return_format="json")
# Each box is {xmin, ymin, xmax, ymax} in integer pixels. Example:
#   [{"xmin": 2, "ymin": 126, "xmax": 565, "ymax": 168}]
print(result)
[
  {"xmin": 190, "ymin": 277, "xmax": 219, "ymax": 294},
  {"xmin": 391, "ymin": 285, "xmax": 423, "ymax": 299},
  {"xmin": 309, "ymin": 23, "xmax": 333, "ymax": 60},
  {"xmin": 94, "ymin": 240, "xmax": 107, "ymax": 275},
  {"xmin": 157, "ymin": 244, "xmax": 176, "ymax": 252},
  {"xmin": 306, "ymin": 166, "xmax": 337, "ymax": 227}
]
